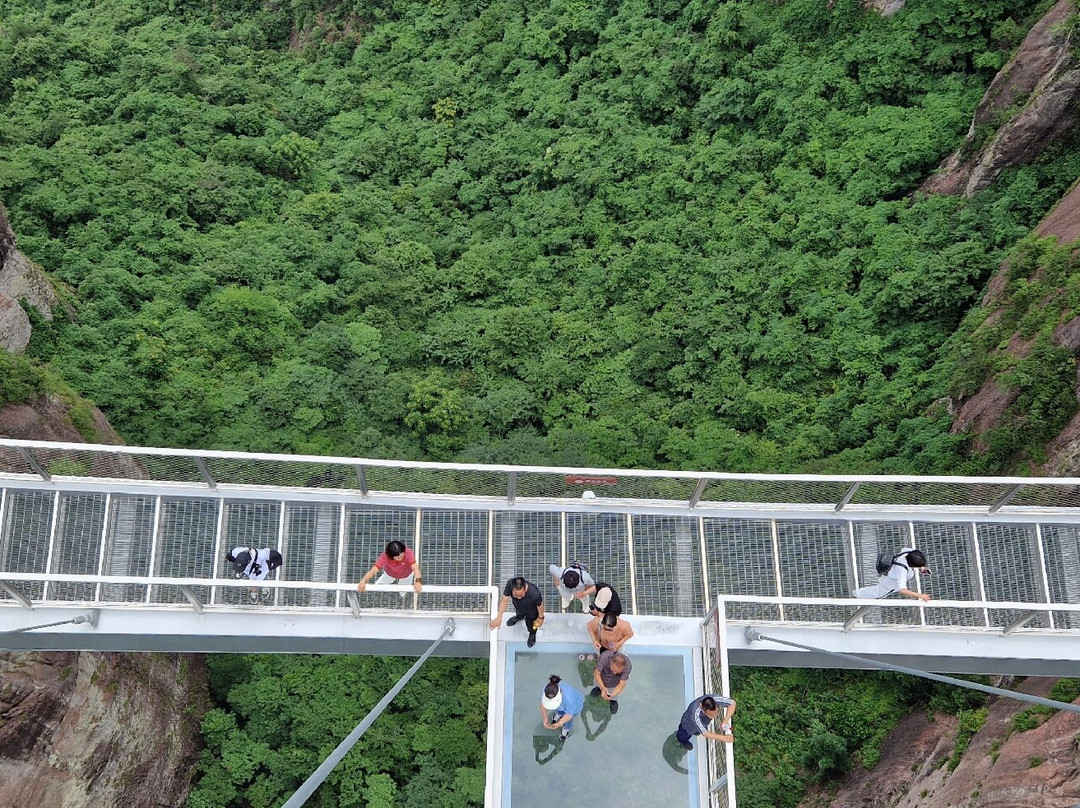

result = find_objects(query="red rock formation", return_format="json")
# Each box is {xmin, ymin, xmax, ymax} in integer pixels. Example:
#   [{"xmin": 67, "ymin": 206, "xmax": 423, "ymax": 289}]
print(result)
[
  {"xmin": 0, "ymin": 652, "xmax": 209, "ymax": 808},
  {"xmin": 797, "ymin": 678, "xmax": 1080, "ymax": 808},
  {"xmin": 921, "ymin": 0, "xmax": 1080, "ymax": 198}
]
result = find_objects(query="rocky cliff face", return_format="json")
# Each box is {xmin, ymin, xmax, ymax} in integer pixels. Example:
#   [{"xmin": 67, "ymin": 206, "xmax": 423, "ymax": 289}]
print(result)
[
  {"xmin": 0, "ymin": 652, "xmax": 209, "ymax": 808},
  {"xmin": 798, "ymin": 678, "xmax": 1080, "ymax": 808},
  {"xmin": 921, "ymin": 0, "xmax": 1080, "ymax": 198},
  {"xmin": 0, "ymin": 203, "xmax": 59, "ymax": 354},
  {"xmin": 0, "ymin": 392, "xmax": 208, "ymax": 808}
]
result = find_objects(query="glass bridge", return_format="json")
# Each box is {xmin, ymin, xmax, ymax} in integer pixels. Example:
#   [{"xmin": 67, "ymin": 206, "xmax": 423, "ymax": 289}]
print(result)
[{"xmin": 2, "ymin": 438, "xmax": 1080, "ymax": 808}]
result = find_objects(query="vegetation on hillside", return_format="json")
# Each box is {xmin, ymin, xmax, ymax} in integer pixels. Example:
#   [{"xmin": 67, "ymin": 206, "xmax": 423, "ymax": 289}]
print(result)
[
  {"xmin": 2, "ymin": 0, "xmax": 1073, "ymax": 472},
  {"xmin": 0, "ymin": 0, "xmax": 1074, "ymax": 805}
]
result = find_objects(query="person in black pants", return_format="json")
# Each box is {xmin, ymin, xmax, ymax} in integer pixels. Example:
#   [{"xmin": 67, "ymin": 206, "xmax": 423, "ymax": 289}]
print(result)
[
  {"xmin": 490, "ymin": 576, "xmax": 545, "ymax": 647},
  {"xmin": 589, "ymin": 583, "xmax": 623, "ymax": 618}
]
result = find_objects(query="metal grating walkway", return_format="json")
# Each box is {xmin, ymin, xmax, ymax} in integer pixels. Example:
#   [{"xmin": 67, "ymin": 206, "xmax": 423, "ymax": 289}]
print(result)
[{"xmin": 0, "ymin": 439, "xmax": 1079, "ymax": 631}]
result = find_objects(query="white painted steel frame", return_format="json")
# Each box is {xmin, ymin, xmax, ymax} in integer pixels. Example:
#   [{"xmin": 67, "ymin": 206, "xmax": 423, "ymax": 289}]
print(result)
[{"xmin": 9, "ymin": 437, "xmax": 1080, "ymax": 521}]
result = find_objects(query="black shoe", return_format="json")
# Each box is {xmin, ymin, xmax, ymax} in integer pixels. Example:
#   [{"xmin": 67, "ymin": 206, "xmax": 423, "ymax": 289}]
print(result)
[
  {"xmin": 559, "ymin": 728, "xmax": 570, "ymax": 740},
  {"xmin": 679, "ymin": 739, "xmax": 693, "ymax": 751},
  {"xmin": 527, "ymin": 632, "xmax": 537, "ymax": 648},
  {"xmin": 610, "ymin": 700, "xmax": 619, "ymax": 715},
  {"xmin": 506, "ymin": 615, "xmax": 523, "ymax": 627},
  {"xmin": 590, "ymin": 687, "xmax": 601, "ymax": 697}
]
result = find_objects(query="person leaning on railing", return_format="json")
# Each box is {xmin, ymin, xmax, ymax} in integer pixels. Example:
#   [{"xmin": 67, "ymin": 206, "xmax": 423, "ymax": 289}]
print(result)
[
  {"xmin": 356, "ymin": 540, "xmax": 423, "ymax": 595},
  {"xmin": 675, "ymin": 694, "xmax": 736, "ymax": 750},
  {"xmin": 490, "ymin": 576, "xmax": 545, "ymax": 647},
  {"xmin": 853, "ymin": 547, "xmax": 931, "ymax": 602}
]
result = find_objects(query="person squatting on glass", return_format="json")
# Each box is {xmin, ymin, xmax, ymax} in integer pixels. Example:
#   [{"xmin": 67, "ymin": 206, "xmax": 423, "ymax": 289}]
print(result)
[{"xmin": 540, "ymin": 674, "xmax": 585, "ymax": 741}]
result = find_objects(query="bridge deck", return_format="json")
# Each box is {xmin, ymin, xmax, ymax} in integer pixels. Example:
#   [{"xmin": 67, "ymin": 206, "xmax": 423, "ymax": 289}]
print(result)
[{"xmin": 4, "ymin": 440, "xmax": 1080, "ymax": 808}]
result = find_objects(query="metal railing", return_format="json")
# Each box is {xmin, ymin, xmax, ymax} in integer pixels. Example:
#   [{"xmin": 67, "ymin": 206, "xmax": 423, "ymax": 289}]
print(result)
[
  {"xmin": 701, "ymin": 602, "xmax": 736, "ymax": 808},
  {"xmin": 0, "ymin": 571, "xmax": 495, "ymax": 616},
  {"xmin": 6, "ymin": 438, "xmax": 1080, "ymax": 517},
  {"xmin": 3, "ymin": 440, "xmax": 1080, "ymax": 628},
  {"xmin": 713, "ymin": 594, "xmax": 1080, "ymax": 633}
]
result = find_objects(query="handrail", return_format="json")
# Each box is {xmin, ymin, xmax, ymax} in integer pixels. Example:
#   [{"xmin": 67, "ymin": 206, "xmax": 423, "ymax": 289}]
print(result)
[
  {"xmin": 3, "ymin": 437, "xmax": 1080, "ymax": 487},
  {"xmin": 0, "ymin": 571, "xmax": 490, "ymax": 594},
  {"xmin": 715, "ymin": 594, "xmax": 1080, "ymax": 612}
]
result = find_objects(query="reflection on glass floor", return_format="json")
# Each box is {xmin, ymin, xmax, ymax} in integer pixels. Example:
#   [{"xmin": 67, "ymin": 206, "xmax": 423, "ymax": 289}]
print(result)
[{"xmin": 504, "ymin": 643, "xmax": 698, "ymax": 807}]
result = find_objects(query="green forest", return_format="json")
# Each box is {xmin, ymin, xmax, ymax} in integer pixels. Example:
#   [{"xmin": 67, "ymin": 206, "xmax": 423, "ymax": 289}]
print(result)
[{"xmin": 1, "ymin": 0, "xmax": 1078, "ymax": 805}]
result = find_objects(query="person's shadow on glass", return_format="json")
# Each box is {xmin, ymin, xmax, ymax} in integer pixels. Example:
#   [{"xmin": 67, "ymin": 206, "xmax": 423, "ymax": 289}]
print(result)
[
  {"xmin": 534, "ymin": 734, "xmax": 565, "ymax": 765},
  {"xmin": 662, "ymin": 732, "xmax": 690, "ymax": 775},
  {"xmin": 581, "ymin": 698, "xmax": 612, "ymax": 741}
]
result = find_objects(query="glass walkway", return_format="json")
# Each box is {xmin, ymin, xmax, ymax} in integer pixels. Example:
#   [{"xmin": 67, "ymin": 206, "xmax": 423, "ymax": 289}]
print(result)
[{"xmin": 2, "ymin": 438, "xmax": 1080, "ymax": 807}]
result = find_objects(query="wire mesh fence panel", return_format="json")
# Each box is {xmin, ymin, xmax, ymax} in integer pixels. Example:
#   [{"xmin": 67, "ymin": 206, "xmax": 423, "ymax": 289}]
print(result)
[
  {"xmin": 362, "ymin": 466, "xmax": 509, "ymax": 498},
  {"xmin": 705, "ymin": 519, "xmax": 778, "ymax": 620},
  {"xmin": 0, "ymin": 449, "xmax": 35, "ymax": 475},
  {"xmin": 913, "ymin": 522, "xmax": 982, "ymax": 627},
  {"xmin": 152, "ymin": 498, "xmax": 219, "ymax": 605},
  {"xmin": 50, "ymin": 493, "xmax": 107, "ymax": 602},
  {"xmin": 851, "ymin": 481, "xmax": 1009, "ymax": 509},
  {"xmin": 345, "ymin": 506, "xmax": 417, "ymax": 612},
  {"xmin": 700, "ymin": 478, "xmax": 852, "ymax": 506},
  {"xmin": 203, "ymin": 458, "xmax": 358, "ymax": 490},
  {"xmin": 218, "ymin": 501, "xmax": 282, "ymax": 606},
  {"xmin": 137, "ymin": 454, "xmax": 211, "ymax": 484},
  {"xmin": 101, "ymin": 495, "xmax": 155, "ymax": 603},
  {"xmin": 515, "ymin": 471, "xmax": 698, "ymax": 503},
  {"xmin": 633, "ymin": 515, "xmax": 704, "ymax": 616},
  {"xmin": 0, "ymin": 489, "xmax": 53, "ymax": 600},
  {"xmin": 566, "ymin": 513, "xmax": 629, "ymax": 616},
  {"xmin": 776, "ymin": 521, "xmax": 850, "ymax": 622},
  {"xmin": 281, "ymin": 504, "xmax": 341, "ymax": 608},
  {"xmin": 851, "ymin": 522, "xmax": 921, "ymax": 625},
  {"xmin": 1040, "ymin": 524, "xmax": 1080, "ymax": 628},
  {"xmin": 492, "ymin": 511, "xmax": 561, "ymax": 601},
  {"xmin": 977, "ymin": 523, "xmax": 1048, "ymax": 629},
  {"xmin": 421, "ymin": 509, "xmax": 488, "ymax": 612},
  {"xmin": 1011, "ymin": 484, "xmax": 1080, "ymax": 510}
]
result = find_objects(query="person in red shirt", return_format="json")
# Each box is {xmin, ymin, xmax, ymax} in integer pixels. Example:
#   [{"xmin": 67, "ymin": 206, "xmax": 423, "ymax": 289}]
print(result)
[{"xmin": 356, "ymin": 540, "xmax": 423, "ymax": 594}]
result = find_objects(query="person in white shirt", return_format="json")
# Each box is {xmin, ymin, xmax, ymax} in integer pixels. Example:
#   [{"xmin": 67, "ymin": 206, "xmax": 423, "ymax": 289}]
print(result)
[
  {"xmin": 548, "ymin": 563, "xmax": 596, "ymax": 611},
  {"xmin": 226, "ymin": 546, "xmax": 283, "ymax": 602},
  {"xmin": 854, "ymin": 547, "xmax": 931, "ymax": 601}
]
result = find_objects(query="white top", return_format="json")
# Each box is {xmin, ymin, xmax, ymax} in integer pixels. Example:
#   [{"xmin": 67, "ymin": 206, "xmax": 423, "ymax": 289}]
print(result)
[
  {"xmin": 882, "ymin": 547, "xmax": 916, "ymax": 593},
  {"xmin": 230, "ymin": 547, "xmax": 273, "ymax": 581}
]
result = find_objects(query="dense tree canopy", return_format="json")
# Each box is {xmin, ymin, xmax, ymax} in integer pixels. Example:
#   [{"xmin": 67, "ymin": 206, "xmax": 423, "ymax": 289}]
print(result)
[
  {"xmin": 2, "ymin": 1, "xmax": 1077, "ymax": 805},
  {"xmin": 3, "ymin": 0, "xmax": 1074, "ymax": 472}
]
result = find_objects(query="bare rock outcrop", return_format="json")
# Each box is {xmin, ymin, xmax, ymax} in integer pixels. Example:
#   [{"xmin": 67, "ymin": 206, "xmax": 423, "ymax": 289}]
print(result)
[
  {"xmin": 0, "ymin": 202, "xmax": 59, "ymax": 353},
  {"xmin": 862, "ymin": 0, "xmax": 905, "ymax": 16},
  {"xmin": 948, "ymin": 180, "xmax": 1080, "ymax": 461},
  {"xmin": 0, "ymin": 652, "xmax": 209, "ymax": 808},
  {"xmin": 799, "ymin": 678, "xmax": 1080, "ymax": 808},
  {"xmin": 922, "ymin": 0, "xmax": 1080, "ymax": 197}
]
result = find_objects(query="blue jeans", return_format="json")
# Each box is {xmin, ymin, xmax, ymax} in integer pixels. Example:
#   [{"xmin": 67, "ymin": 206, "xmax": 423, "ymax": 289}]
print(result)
[{"xmin": 553, "ymin": 710, "xmax": 575, "ymax": 731}]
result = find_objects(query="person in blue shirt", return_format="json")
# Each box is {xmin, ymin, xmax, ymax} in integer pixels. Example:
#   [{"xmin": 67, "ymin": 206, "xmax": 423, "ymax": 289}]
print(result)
[
  {"xmin": 676, "ymin": 694, "xmax": 736, "ymax": 750},
  {"xmin": 540, "ymin": 674, "xmax": 585, "ymax": 741}
]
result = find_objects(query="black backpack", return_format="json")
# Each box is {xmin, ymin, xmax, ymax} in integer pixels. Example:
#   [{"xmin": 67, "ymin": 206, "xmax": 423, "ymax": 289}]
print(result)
[
  {"xmin": 561, "ymin": 561, "xmax": 589, "ymax": 589},
  {"xmin": 875, "ymin": 552, "xmax": 904, "ymax": 575}
]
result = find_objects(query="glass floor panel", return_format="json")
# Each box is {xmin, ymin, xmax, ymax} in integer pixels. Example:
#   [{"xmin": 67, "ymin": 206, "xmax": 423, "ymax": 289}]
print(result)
[{"xmin": 504, "ymin": 642, "xmax": 699, "ymax": 807}]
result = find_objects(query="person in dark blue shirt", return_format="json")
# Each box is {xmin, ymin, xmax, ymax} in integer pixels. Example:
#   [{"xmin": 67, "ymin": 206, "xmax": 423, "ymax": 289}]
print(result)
[{"xmin": 676, "ymin": 694, "xmax": 736, "ymax": 750}]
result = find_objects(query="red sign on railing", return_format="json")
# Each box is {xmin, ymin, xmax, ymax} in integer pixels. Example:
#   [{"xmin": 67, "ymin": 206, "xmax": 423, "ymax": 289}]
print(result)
[{"xmin": 564, "ymin": 475, "xmax": 618, "ymax": 486}]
